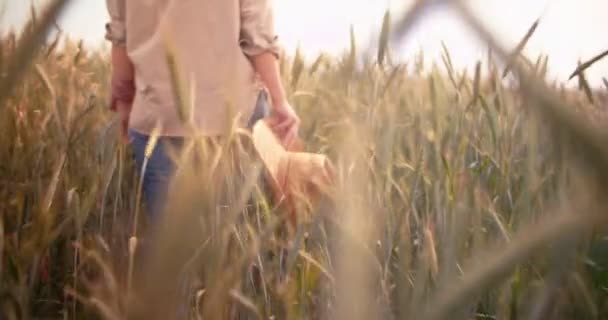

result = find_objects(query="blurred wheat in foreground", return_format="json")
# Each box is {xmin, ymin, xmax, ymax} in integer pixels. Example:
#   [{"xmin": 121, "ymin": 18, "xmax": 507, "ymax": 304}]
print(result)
[{"xmin": 2, "ymin": 2, "xmax": 608, "ymax": 319}]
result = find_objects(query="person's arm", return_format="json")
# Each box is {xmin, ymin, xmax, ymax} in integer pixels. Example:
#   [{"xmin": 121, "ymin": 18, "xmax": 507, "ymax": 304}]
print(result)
[
  {"xmin": 250, "ymin": 52, "xmax": 286, "ymax": 109},
  {"xmin": 240, "ymin": 0, "xmax": 300, "ymax": 148},
  {"xmin": 105, "ymin": 0, "xmax": 134, "ymax": 141}
]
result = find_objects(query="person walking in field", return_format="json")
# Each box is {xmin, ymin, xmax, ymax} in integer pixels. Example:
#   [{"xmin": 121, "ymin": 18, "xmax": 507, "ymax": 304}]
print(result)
[{"xmin": 105, "ymin": 0, "xmax": 300, "ymax": 221}]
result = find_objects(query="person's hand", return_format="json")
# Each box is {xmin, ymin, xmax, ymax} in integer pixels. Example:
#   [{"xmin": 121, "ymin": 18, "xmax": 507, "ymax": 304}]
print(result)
[
  {"xmin": 115, "ymin": 100, "xmax": 131, "ymax": 143},
  {"xmin": 267, "ymin": 100, "xmax": 300, "ymax": 150}
]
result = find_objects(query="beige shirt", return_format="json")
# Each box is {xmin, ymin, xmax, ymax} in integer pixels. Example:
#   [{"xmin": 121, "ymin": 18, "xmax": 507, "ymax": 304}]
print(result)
[{"xmin": 105, "ymin": 0, "xmax": 280, "ymax": 136}]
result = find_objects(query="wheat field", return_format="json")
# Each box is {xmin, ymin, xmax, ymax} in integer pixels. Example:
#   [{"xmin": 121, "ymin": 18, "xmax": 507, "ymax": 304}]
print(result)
[{"xmin": 2, "ymin": 1, "xmax": 608, "ymax": 319}]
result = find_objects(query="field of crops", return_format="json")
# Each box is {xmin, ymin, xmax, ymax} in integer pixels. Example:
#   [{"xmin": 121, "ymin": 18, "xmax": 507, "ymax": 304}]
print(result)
[{"xmin": 2, "ymin": 2, "xmax": 608, "ymax": 320}]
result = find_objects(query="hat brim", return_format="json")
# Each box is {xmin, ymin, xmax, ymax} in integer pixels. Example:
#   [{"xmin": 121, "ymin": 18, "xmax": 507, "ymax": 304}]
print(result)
[{"xmin": 252, "ymin": 120, "xmax": 287, "ymax": 189}]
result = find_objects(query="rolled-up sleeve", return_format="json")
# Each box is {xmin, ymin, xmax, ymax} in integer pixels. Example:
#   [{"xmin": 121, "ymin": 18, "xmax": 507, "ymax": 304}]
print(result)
[
  {"xmin": 105, "ymin": 0, "xmax": 127, "ymax": 46},
  {"xmin": 239, "ymin": 0, "xmax": 281, "ymax": 58}
]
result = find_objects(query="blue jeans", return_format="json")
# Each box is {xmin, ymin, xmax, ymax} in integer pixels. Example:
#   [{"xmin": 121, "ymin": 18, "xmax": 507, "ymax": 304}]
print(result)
[
  {"xmin": 128, "ymin": 91, "xmax": 270, "ymax": 223},
  {"xmin": 128, "ymin": 92, "xmax": 269, "ymax": 319}
]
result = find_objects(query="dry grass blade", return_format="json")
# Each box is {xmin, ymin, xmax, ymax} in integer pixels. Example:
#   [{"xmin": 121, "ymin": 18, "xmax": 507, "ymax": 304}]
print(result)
[
  {"xmin": 441, "ymin": 41, "xmax": 458, "ymax": 88},
  {"xmin": 349, "ymin": 24, "xmax": 357, "ymax": 70},
  {"xmin": 441, "ymin": 41, "xmax": 455, "ymax": 72},
  {"xmin": 487, "ymin": 208, "xmax": 510, "ymax": 243},
  {"xmin": 99, "ymin": 154, "xmax": 118, "ymax": 230},
  {"xmin": 502, "ymin": 18, "xmax": 539, "ymax": 78},
  {"xmin": 298, "ymin": 250, "xmax": 335, "ymax": 283},
  {"xmin": 457, "ymin": 69, "xmax": 468, "ymax": 91},
  {"xmin": 45, "ymin": 31, "xmax": 62, "ymax": 57},
  {"xmin": 380, "ymin": 64, "xmax": 404, "ymax": 96},
  {"xmin": 377, "ymin": 10, "xmax": 391, "ymax": 66},
  {"xmin": 291, "ymin": 46, "xmax": 305, "ymax": 89},
  {"xmin": 568, "ymin": 49, "xmax": 608, "ymax": 80},
  {"xmin": 164, "ymin": 36, "xmax": 190, "ymax": 124},
  {"xmin": 309, "ymin": 53, "xmax": 327, "ymax": 76},
  {"xmin": 228, "ymin": 289, "xmax": 261, "ymax": 319},
  {"xmin": 466, "ymin": 61, "xmax": 482, "ymax": 109},
  {"xmin": 577, "ymin": 62, "xmax": 585, "ymax": 91},
  {"xmin": 34, "ymin": 63, "xmax": 66, "ymax": 139},
  {"xmin": 282, "ymin": 224, "xmax": 306, "ymax": 281},
  {"xmin": 0, "ymin": 0, "xmax": 71, "ymax": 107},
  {"xmin": 43, "ymin": 153, "xmax": 67, "ymax": 213},
  {"xmin": 576, "ymin": 62, "xmax": 595, "ymax": 104},
  {"xmin": 423, "ymin": 225, "xmax": 439, "ymax": 279},
  {"xmin": 73, "ymin": 39, "xmax": 84, "ymax": 65},
  {"xmin": 538, "ymin": 55, "xmax": 549, "ymax": 79},
  {"xmin": 29, "ymin": 3, "xmax": 38, "ymax": 28}
]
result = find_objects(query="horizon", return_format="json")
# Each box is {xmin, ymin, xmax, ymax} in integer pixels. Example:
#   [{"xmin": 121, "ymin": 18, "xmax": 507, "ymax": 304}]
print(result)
[{"xmin": 1, "ymin": 0, "xmax": 606, "ymax": 87}]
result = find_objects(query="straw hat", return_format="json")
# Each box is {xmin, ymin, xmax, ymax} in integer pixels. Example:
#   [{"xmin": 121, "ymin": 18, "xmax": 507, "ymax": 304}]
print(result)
[{"xmin": 251, "ymin": 120, "xmax": 335, "ymax": 226}]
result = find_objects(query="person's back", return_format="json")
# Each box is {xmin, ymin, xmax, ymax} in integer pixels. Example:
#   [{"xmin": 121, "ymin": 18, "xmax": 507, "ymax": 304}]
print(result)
[{"xmin": 106, "ymin": 0, "xmax": 283, "ymax": 137}]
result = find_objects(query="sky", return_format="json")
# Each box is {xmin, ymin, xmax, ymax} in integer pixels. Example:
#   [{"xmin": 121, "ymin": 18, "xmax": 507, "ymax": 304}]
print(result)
[{"xmin": 1, "ymin": 0, "xmax": 607, "ymax": 87}]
